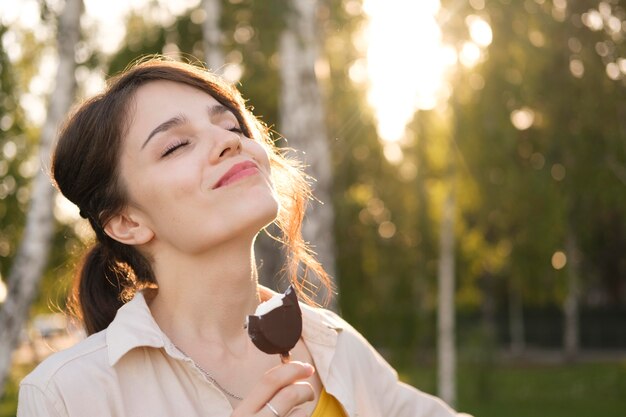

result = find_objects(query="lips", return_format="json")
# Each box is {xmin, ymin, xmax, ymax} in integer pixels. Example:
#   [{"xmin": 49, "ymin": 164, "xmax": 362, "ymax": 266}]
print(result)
[{"xmin": 213, "ymin": 160, "xmax": 259, "ymax": 189}]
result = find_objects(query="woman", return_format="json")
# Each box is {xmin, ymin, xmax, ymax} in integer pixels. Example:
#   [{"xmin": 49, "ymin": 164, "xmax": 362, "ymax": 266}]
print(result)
[{"xmin": 18, "ymin": 59, "xmax": 464, "ymax": 417}]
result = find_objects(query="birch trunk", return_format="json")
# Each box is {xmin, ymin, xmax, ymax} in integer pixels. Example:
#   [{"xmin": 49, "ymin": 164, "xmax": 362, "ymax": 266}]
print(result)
[
  {"xmin": 278, "ymin": 0, "xmax": 337, "ymax": 309},
  {"xmin": 437, "ymin": 177, "xmax": 456, "ymax": 407},
  {"xmin": 508, "ymin": 276, "xmax": 525, "ymax": 356},
  {"xmin": 563, "ymin": 230, "xmax": 580, "ymax": 360},
  {"xmin": 201, "ymin": 0, "xmax": 225, "ymax": 72},
  {"xmin": 0, "ymin": 0, "xmax": 81, "ymax": 397}
]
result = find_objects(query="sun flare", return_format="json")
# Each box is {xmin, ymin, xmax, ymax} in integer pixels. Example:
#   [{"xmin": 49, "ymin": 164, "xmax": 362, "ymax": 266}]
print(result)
[{"xmin": 362, "ymin": 0, "xmax": 456, "ymax": 144}]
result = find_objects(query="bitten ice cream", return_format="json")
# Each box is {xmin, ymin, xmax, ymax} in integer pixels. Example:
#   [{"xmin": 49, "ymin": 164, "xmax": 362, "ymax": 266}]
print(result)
[{"xmin": 246, "ymin": 285, "xmax": 302, "ymax": 363}]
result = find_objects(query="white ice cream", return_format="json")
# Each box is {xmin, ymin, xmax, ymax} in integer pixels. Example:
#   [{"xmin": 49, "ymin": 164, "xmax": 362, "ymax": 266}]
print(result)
[{"xmin": 254, "ymin": 293, "xmax": 285, "ymax": 316}]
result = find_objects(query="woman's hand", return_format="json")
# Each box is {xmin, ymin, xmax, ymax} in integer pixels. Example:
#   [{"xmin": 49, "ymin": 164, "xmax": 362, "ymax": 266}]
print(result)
[{"xmin": 231, "ymin": 361, "xmax": 315, "ymax": 417}]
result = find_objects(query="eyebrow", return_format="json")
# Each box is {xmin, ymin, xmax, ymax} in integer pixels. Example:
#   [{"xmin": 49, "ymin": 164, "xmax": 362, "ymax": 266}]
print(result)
[
  {"xmin": 208, "ymin": 104, "xmax": 232, "ymax": 118},
  {"xmin": 141, "ymin": 104, "xmax": 236, "ymax": 150},
  {"xmin": 142, "ymin": 114, "xmax": 188, "ymax": 149}
]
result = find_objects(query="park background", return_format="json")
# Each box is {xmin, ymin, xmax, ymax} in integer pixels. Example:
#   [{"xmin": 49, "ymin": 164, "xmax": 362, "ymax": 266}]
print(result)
[{"xmin": 1, "ymin": 0, "xmax": 626, "ymax": 416}]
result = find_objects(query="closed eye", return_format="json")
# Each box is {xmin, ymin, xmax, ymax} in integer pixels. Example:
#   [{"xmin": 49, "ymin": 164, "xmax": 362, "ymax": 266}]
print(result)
[
  {"xmin": 161, "ymin": 139, "xmax": 190, "ymax": 158},
  {"xmin": 228, "ymin": 126, "xmax": 244, "ymax": 135}
]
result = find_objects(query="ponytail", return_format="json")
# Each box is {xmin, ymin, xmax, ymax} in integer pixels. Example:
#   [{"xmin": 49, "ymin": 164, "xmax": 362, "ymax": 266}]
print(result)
[{"xmin": 69, "ymin": 238, "xmax": 155, "ymax": 335}]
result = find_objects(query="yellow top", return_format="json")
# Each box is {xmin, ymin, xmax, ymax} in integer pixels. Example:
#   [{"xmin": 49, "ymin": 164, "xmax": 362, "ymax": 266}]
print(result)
[{"xmin": 311, "ymin": 387, "xmax": 347, "ymax": 417}]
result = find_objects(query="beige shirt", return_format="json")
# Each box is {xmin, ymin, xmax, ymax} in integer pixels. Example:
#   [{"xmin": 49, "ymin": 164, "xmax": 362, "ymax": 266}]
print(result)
[{"xmin": 18, "ymin": 288, "xmax": 464, "ymax": 417}]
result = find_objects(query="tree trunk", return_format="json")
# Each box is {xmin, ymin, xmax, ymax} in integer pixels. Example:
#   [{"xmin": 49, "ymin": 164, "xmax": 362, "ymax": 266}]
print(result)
[
  {"xmin": 255, "ymin": 225, "xmax": 286, "ymax": 291},
  {"xmin": 508, "ymin": 275, "xmax": 525, "ymax": 357},
  {"xmin": 437, "ymin": 176, "xmax": 456, "ymax": 407},
  {"xmin": 0, "ymin": 0, "xmax": 81, "ymax": 397},
  {"xmin": 477, "ymin": 272, "xmax": 496, "ymax": 400},
  {"xmin": 201, "ymin": 0, "xmax": 225, "ymax": 72},
  {"xmin": 278, "ymin": 0, "xmax": 337, "ymax": 309},
  {"xmin": 563, "ymin": 230, "xmax": 580, "ymax": 360}
]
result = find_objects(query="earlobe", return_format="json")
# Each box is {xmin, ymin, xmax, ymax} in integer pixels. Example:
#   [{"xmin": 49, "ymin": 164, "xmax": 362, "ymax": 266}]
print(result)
[{"xmin": 103, "ymin": 213, "xmax": 154, "ymax": 246}]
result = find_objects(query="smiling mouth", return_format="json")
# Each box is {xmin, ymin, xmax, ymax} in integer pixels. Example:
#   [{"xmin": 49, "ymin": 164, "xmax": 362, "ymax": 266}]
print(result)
[{"xmin": 213, "ymin": 160, "xmax": 259, "ymax": 189}]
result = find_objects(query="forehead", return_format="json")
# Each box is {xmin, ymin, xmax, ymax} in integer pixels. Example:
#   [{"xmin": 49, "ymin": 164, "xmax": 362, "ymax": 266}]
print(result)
[
  {"xmin": 121, "ymin": 80, "xmax": 232, "ymax": 154},
  {"xmin": 128, "ymin": 80, "xmax": 222, "ymax": 127}
]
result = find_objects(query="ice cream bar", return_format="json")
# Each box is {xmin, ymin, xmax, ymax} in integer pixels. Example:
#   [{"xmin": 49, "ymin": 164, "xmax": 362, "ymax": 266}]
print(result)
[{"xmin": 246, "ymin": 285, "xmax": 302, "ymax": 363}]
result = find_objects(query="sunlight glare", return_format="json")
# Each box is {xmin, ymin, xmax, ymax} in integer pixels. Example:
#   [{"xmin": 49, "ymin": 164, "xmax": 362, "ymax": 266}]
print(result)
[
  {"xmin": 459, "ymin": 42, "xmax": 481, "ymax": 68},
  {"xmin": 0, "ymin": 274, "xmax": 6, "ymax": 304},
  {"xmin": 551, "ymin": 251, "xmax": 567, "ymax": 270},
  {"xmin": 54, "ymin": 192, "xmax": 81, "ymax": 225},
  {"xmin": 0, "ymin": 0, "xmax": 39, "ymax": 29},
  {"xmin": 510, "ymin": 107, "xmax": 535, "ymax": 130},
  {"xmin": 363, "ymin": 0, "xmax": 452, "ymax": 143},
  {"xmin": 467, "ymin": 15, "xmax": 493, "ymax": 47},
  {"xmin": 383, "ymin": 142, "xmax": 404, "ymax": 165}
]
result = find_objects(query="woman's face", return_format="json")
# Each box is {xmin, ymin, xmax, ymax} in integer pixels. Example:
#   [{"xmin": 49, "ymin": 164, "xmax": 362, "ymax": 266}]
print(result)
[{"xmin": 115, "ymin": 80, "xmax": 279, "ymax": 255}]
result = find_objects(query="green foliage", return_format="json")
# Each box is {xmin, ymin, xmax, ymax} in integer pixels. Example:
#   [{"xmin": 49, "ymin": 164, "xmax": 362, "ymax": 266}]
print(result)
[
  {"xmin": 0, "ymin": 24, "xmax": 30, "ymax": 283},
  {"xmin": 435, "ymin": 0, "xmax": 626, "ymax": 318}
]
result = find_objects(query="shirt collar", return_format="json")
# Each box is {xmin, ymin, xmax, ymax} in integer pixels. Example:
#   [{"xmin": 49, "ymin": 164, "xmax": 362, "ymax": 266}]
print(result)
[{"xmin": 106, "ymin": 290, "xmax": 172, "ymax": 366}]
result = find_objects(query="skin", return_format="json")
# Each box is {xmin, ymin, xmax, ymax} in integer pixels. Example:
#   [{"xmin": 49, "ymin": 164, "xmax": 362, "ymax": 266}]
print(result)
[{"xmin": 103, "ymin": 81, "xmax": 321, "ymax": 417}]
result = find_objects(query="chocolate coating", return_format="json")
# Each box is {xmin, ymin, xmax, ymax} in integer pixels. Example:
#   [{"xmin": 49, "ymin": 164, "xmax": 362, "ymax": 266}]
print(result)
[{"xmin": 247, "ymin": 285, "xmax": 302, "ymax": 355}]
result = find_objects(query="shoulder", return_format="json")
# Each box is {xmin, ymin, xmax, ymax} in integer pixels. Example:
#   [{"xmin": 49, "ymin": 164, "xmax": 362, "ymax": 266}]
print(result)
[
  {"xmin": 301, "ymin": 304, "xmax": 367, "ymax": 343},
  {"xmin": 300, "ymin": 303, "xmax": 348, "ymax": 330},
  {"xmin": 301, "ymin": 303, "xmax": 384, "ymax": 366},
  {"xmin": 18, "ymin": 331, "xmax": 130, "ymax": 417},
  {"xmin": 20, "ymin": 330, "xmax": 110, "ymax": 391},
  {"xmin": 301, "ymin": 306, "xmax": 465, "ymax": 416}
]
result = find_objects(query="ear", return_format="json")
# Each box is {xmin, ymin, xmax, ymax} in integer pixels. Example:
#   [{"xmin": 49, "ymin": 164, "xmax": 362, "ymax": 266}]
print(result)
[{"xmin": 103, "ymin": 210, "xmax": 154, "ymax": 246}]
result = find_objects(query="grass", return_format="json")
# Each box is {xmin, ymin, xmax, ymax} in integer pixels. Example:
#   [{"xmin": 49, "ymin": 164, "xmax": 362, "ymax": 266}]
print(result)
[
  {"xmin": 2, "ymin": 359, "xmax": 625, "ymax": 416},
  {"xmin": 402, "ymin": 360, "xmax": 626, "ymax": 417}
]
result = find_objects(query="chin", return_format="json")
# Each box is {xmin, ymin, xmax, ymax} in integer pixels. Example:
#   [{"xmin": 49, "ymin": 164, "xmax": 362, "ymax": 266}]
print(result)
[
  {"xmin": 212, "ymin": 183, "xmax": 280, "ymax": 241},
  {"xmin": 253, "ymin": 195, "xmax": 280, "ymax": 230}
]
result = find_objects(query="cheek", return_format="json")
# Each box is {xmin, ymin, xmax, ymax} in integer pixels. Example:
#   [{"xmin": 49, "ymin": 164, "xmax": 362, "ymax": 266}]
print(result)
[
  {"xmin": 247, "ymin": 140, "xmax": 273, "ymax": 173},
  {"xmin": 126, "ymin": 162, "xmax": 200, "ymax": 218}
]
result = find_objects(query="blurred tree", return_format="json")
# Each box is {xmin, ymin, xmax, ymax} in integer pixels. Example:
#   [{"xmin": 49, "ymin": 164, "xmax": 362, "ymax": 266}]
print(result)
[
  {"xmin": 0, "ymin": 25, "xmax": 29, "ymax": 291},
  {"xmin": 437, "ymin": 122, "xmax": 457, "ymax": 405},
  {"xmin": 442, "ymin": 0, "xmax": 626, "ymax": 358},
  {"xmin": 278, "ymin": 0, "xmax": 337, "ymax": 307},
  {"xmin": 0, "ymin": 0, "xmax": 83, "ymax": 396},
  {"xmin": 201, "ymin": 0, "xmax": 225, "ymax": 72}
]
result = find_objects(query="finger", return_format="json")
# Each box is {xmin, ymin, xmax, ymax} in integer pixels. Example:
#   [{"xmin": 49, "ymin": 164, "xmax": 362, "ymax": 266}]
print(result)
[
  {"xmin": 261, "ymin": 382, "xmax": 315, "ymax": 417},
  {"xmin": 281, "ymin": 408, "xmax": 309, "ymax": 417},
  {"xmin": 261, "ymin": 401, "xmax": 281, "ymax": 417},
  {"xmin": 284, "ymin": 406, "xmax": 308, "ymax": 417},
  {"xmin": 233, "ymin": 362, "xmax": 314, "ymax": 415},
  {"xmin": 251, "ymin": 361, "xmax": 314, "ymax": 402}
]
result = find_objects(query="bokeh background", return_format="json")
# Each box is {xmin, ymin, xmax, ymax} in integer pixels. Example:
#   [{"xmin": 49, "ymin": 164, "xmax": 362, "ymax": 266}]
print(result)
[{"xmin": 1, "ymin": 0, "xmax": 626, "ymax": 416}]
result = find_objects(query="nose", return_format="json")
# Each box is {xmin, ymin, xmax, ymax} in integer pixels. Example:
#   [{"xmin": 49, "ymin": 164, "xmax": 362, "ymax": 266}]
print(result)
[{"xmin": 211, "ymin": 129, "xmax": 242, "ymax": 162}]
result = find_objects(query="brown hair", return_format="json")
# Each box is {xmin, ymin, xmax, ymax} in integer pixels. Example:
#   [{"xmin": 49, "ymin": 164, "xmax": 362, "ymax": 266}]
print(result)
[{"xmin": 52, "ymin": 58, "xmax": 330, "ymax": 335}]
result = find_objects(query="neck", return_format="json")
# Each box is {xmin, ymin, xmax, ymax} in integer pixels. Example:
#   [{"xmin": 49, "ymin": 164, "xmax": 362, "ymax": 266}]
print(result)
[{"xmin": 148, "ymin": 238, "xmax": 261, "ymax": 349}]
